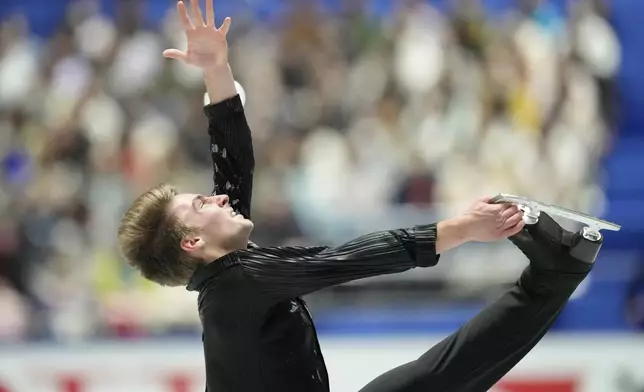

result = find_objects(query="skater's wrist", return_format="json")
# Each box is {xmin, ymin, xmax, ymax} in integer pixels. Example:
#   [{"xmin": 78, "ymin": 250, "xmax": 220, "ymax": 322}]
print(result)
[
  {"xmin": 203, "ymin": 63, "xmax": 238, "ymax": 105},
  {"xmin": 436, "ymin": 217, "xmax": 470, "ymax": 253}
]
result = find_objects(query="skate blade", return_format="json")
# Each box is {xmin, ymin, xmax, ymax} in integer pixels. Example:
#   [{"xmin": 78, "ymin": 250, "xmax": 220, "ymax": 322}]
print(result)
[{"xmin": 489, "ymin": 193, "xmax": 621, "ymax": 232}]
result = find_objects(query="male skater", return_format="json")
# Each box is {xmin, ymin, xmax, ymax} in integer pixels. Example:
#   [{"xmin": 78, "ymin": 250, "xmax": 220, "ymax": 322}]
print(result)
[{"xmin": 118, "ymin": 1, "xmax": 600, "ymax": 390}]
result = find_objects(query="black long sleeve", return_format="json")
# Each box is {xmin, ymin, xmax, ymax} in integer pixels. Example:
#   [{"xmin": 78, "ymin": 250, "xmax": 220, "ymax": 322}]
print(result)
[
  {"xmin": 205, "ymin": 94, "xmax": 255, "ymax": 219},
  {"xmin": 238, "ymin": 224, "xmax": 439, "ymax": 302}
]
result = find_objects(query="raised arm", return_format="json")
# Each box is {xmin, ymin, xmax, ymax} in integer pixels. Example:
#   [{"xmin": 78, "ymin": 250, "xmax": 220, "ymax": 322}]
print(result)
[
  {"xmin": 242, "ymin": 199, "xmax": 526, "ymax": 303},
  {"xmin": 205, "ymin": 91, "xmax": 255, "ymax": 219},
  {"xmin": 163, "ymin": 0, "xmax": 254, "ymax": 218}
]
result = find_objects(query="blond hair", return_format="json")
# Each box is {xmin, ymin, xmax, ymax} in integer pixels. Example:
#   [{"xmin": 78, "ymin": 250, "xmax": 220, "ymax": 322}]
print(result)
[{"xmin": 117, "ymin": 184, "xmax": 199, "ymax": 286}]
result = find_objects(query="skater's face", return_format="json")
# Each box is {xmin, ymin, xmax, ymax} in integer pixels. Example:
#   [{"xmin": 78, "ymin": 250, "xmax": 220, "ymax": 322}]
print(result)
[{"xmin": 170, "ymin": 193, "xmax": 253, "ymax": 257}]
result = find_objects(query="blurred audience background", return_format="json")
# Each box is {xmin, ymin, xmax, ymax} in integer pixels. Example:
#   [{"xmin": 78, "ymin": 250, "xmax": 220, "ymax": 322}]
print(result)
[{"xmin": 0, "ymin": 0, "xmax": 639, "ymax": 344}]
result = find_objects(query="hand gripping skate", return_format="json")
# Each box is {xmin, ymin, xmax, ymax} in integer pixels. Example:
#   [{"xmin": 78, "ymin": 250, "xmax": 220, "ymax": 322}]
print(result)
[{"xmin": 490, "ymin": 194, "xmax": 621, "ymax": 264}]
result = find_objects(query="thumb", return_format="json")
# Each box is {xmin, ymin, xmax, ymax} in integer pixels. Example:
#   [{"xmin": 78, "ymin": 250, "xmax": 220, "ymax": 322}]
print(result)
[
  {"xmin": 478, "ymin": 196, "xmax": 492, "ymax": 203},
  {"xmin": 219, "ymin": 17, "xmax": 232, "ymax": 35},
  {"xmin": 162, "ymin": 49, "xmax": 187, "ymax": 60}
]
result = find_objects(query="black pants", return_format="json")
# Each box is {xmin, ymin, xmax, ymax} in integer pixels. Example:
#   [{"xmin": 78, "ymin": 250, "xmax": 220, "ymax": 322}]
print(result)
[{"xmin": 358, "ymin": 265, "xmax": 589, "ymax": 392}]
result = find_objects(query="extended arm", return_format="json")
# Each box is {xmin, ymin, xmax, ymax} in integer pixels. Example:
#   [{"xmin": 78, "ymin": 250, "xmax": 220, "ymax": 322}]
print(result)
[
  {"xmin": 241, "ymin": 219, "xmax": 473, "ymax": 302},
  {"xmin": 241, "ymin": 200, "xmax": 525, "ymax": 303}
]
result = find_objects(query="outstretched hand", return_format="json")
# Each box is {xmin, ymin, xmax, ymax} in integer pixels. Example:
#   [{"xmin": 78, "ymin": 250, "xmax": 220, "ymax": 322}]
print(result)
[{"xmin": 163, "ymin": 0, "xmax": 231, "ymax": 68}]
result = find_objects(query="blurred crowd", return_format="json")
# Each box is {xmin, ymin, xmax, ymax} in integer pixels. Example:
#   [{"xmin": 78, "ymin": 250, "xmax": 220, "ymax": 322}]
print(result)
[{"xmin": 0, "ymin": 0, "xmax": 621, "ymax": 341}]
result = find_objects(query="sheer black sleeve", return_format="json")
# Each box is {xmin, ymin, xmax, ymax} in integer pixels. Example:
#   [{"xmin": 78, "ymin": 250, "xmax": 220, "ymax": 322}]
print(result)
[
  {"xmin": 239, "ymin": 224, "xmax": 440, "ymax": 302},
  {"xmin": 205, "ymin": 95, "xmax": 255, "ymax": 219}
]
